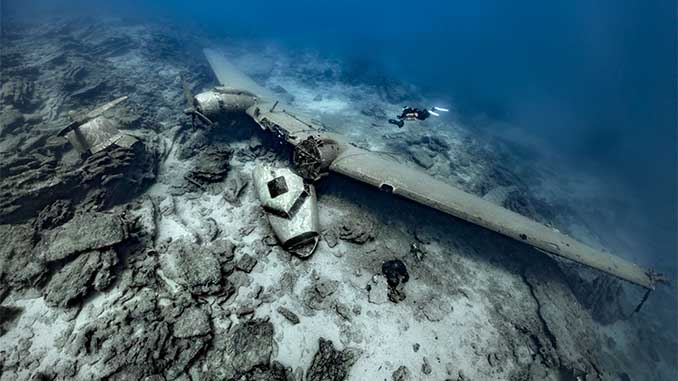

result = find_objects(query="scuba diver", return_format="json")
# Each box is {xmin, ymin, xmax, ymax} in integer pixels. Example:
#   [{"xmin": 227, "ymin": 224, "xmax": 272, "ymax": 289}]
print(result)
[{"xmin": 388, "ymin": 106, "xmax": 449, "ymax": 128}]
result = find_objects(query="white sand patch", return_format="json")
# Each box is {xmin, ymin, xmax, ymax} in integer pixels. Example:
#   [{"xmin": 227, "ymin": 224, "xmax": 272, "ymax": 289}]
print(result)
[{"xmin": 0, "ymin": 297, "xmax": 75, "ymax": 380}]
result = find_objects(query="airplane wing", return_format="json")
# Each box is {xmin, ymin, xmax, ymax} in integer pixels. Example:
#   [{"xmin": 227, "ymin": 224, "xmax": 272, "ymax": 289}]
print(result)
[
  {"xmin": 203, "ymin": 48, "xmax": 276, "ymax": 101},
  {"xmin": 330, "ymin": 146, "xmax": 657, "ymax": 289},
  {"xmin": 201, "ymin": 48, "xmax": 662, "ymax": 290},
  {"xmin": 204, "ymin": 48, "xmax": 323, "ymax": 141}
]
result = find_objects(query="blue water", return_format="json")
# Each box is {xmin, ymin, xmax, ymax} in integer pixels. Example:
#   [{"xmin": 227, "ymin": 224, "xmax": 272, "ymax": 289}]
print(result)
[{"xmin": 5, "ymin": 0, "xmax": 676, "ymax": 256}]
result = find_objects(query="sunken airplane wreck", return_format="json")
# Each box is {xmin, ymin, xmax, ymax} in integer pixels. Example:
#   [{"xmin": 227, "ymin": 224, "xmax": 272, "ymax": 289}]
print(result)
[
  {"xmin": 188, "ymin": 49, "xmax": 667, "ymax": 293},
  {"xmin": 59, "ymin": 49, "xmax": 666, "ymax": 295}
]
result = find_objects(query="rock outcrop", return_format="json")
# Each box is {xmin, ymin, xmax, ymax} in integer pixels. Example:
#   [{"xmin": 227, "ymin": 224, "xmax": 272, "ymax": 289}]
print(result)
[
  {"xmin": 159, "ymin": 239, "xmax": 236, "ymax": 296},
  {"xmin": 0, "ymin": 139, "xmax": 157, "ymax": 225},
  {"xmin": 306, "ymin": 338, "xmax": 361, "ymax": 381},
  {"xmin": 43, "ymin": 249, "xmax": 118, "ymax": 307}
]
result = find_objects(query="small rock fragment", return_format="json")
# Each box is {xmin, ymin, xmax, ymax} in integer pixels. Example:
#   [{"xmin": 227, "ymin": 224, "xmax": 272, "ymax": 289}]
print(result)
[
  {"xmin": 410, "ymin": 149, "xmax": 435, "ymax": 169},
  {"xmin": 306, "ymin": 338, "xmax": 361, "ymax": 381},
  {"xmin": 367, "ymin": 275, "xmax": 390, "ymax": 305},
  {"xmin": 421, "ymin": 297, "xmax": 446, "ymax": 322},
  {"xmin": 338, "ymin": 218, "xmax": 376, "ymax": 244},
  {"xmin": 382, "ymin": 259, "xmax": 409, "ymax": 303},
  {"xmin": 422, "ymin": 357, "xmax": 432, "ymax": 375},
  {"xmin": 223, "ymin": 172, "xmax": 249, "ymax": 204},
  {"xmin": 277, "ymin": 306, "xmax": 300, "ymax": 325},
  {"xmin": 264, "ymin": 235, "xmax": 278, "ymax": 246},
  {"xmin": 382, "ymin": 259, "xmax": 409, "ymax": 288},
  {"xmin": 303, "ymin": 278, "xmax": 339, "ymax": 311},
  {"xmin": 335, "ymin": 303, "xmax": 352, "ymax": 321},
  {"xmin": 388, "ymin": 286, "xmax": 407, "ymax": 303},
  {"xmin": 236, "ymin": 254, "xmax": 258, "ymax": 273},
  {"xmin": 316, "ymin": 279, "xmax": 339, "ymax": 298},
  {"xmin": 224, "ymin": 319, "xmax": 275, "ymax": 377},
  {"xmin": 173, "ymin": 307, "xmax": 211, "ymax": 338},
  {"xmin": 392, "ymin": 365, "xmax": 411, "ymax": 381},
  {"xmin": 38, "ymin": 212, "xmax": 128, "ymax": 263},
  {"xmin": 323, "ymin": 229, "xmax": 339, "ymax": 248}
]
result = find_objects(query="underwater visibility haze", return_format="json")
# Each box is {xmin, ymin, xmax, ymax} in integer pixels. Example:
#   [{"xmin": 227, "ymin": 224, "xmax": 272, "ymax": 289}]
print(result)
[{"xmin": 1, "ymin": 1, "xmax": 676, "ymax": 380}]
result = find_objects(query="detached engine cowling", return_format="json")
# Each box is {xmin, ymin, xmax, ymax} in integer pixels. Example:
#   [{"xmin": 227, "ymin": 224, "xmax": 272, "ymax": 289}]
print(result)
[
  {"xmin": 193, "ymin": 87, "xmax": 258, "ymax": 119},
  {"xmin": 253, "ymin": 166, "xmax": 320, "ymax": 258}
]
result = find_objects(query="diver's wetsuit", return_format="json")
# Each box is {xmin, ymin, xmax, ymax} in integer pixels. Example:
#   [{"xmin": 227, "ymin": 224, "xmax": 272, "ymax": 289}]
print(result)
[{"xmin": 388, "ymin": 107, "xmax": 431, "ymax": 128}]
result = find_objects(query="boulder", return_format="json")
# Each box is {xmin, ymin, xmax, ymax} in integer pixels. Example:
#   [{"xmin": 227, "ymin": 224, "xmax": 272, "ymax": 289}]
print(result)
[
  {"xmin": 409, "ymin": 149, "xmax": 434, "ymax": 169},
  {"xmin": 0, "ymin": 107, "xmax": 25, "ymax": 136},
  {"xmin": 337, "ymin": 218, "xmax": 376, "ymax": 244},
  {"xmin": 162, "ymin": 239, "xmax": 228, "ymax": 296},
  {"xmin": 173, "ymin": 307, "xmax": 211, "ymax": 338},
  {"xmin": 303, "ymin": 278, "xmax": 339, "ymax": 311},
  {"xmin": 37, "ymin": 212, "xmax": 128, "ymax": 263},
  {"xmin": 224, "ymin": 319, "xmax": 275, "ymax": 376},
  {"xmin": 382, "ymin": 259, "xmax": 409, "ymax": 288},
  {"xmin": 306, "ymin": 338, "xmax": 361, "ymax": 381},
  {"xmin": 33, "ymin": 199, "xmax": 74, "ymax": 231},
  {"xmin": 0, "ymin": 138, "xmax": 157, "ymax": 225},
  {"xmin": 43, "ymin": 249, "xmax": 118, "ymax": 307},
  {"xmin": 68, "ymin": 289, "xmax": 210, "ymax": 380},
  {"xmin": 187, "ymin": 145, "xmax": 232, "ymax": 188},
  {"xmin": 0, "ymin": 223, "xmax": 45, "ymax": 289}
]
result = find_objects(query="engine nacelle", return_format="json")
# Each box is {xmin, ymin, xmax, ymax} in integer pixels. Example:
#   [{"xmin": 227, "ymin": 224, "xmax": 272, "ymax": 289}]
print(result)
[{"xmin": 193, "ymin": 87, "xmax": 258, "ymax": 119}]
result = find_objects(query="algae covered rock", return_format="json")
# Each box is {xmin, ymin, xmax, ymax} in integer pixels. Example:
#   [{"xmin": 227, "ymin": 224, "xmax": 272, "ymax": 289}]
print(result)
[
  {"xmin": 173, "ymin": 307, "xmax": 211, "ymax": 338},
  {"xmin": 43, "ymin": 249, "xmax": 118, "ymax": 307},
  {"xmin": 37, "ymin": 212, "xmax": 128, "ymax": 263},
  {"xmin": 306, "ymin": 338, "xmax": 361, "ymax": 381}
]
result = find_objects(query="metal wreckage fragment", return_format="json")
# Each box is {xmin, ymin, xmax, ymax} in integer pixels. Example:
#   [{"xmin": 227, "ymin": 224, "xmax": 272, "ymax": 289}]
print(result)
[
  {"xmin": 193, "ymin": 48, "xmax": 668, "ymax": 294},
  {"xmin": 252, "ymin": 166, "xmax": 320, "ymax": 258},
  {"xmin": 57, "ymin": 95, "xmax": 138, "ymax": 155}
]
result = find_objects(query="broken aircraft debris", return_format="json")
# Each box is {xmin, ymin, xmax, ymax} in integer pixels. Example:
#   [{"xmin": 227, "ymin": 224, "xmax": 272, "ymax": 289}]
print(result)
[
  {"xmin": 195, "ymin": 48, "xmax": 666, "ymax": 292},
  {"xmin": 252, "ymin": 166, "xmax": 319, "ymax": 258},
  {"xmin": 57, "ymin": 95, "xmax": 138, "ymax": 155}
]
